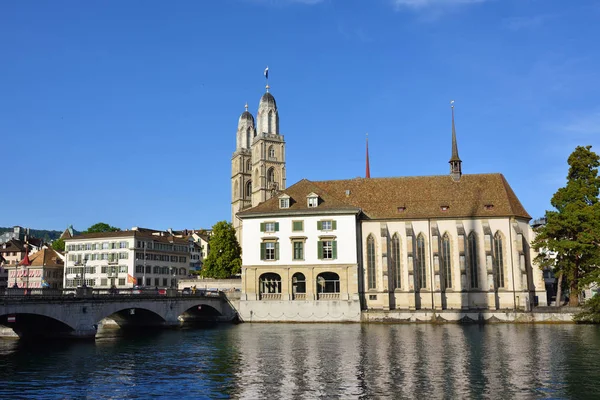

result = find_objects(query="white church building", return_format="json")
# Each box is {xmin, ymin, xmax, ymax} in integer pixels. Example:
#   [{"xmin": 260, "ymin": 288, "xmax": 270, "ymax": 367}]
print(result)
[{"xmin": 232, "ymin": 81, "xmax": 546, "ymax": 322}]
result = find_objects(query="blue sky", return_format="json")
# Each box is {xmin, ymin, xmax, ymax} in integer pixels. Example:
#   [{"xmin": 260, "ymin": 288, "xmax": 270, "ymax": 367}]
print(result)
[{"xmin": 1, "ymin": 0, "xmax": 599, "ymax": 232}]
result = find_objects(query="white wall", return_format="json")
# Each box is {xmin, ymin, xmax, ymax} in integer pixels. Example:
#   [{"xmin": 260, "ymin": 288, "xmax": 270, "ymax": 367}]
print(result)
[{"xmin": 242, "ymin": 214, "xmax": 358, "ymax": 266}]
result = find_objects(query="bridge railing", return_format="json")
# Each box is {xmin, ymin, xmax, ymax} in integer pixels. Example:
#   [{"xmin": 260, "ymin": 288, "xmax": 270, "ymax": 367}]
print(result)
[{"xmin": 1, "ymin": 287, "xmax": 224, "ymax": 301}]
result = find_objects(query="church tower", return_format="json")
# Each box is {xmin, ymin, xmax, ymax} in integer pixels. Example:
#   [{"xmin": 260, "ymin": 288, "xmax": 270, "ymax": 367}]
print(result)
[
  {"xmin": 449, "ymin": 100, "xmax": 462, "ymax": 181},
  {"xmin": 231, "ymin": 74, "xmax": 286, "ymax": 235},
  {"xmin": 231, "ymin": 103, "xmax": 256, "ymax": 233},
  {"xmin": 251, "ymin": 87, "xmax": 286, "ymax": 206}
]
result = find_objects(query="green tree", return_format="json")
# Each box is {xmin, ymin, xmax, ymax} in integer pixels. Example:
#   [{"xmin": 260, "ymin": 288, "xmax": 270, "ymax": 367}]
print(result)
[
  {"xmin": 532, "ymin": 145, "xmax": 600, "ymax": 307},
  {"xmin": 201, "ymin": 221, "xmax": 241, "ymax": 279},
  {"xmin": 51, "ymin": 238, "xmax": 65, "ymax": 252},
  {"xmin": 83, "ymin": 222, "xmax": 120, "ymax": 234}
]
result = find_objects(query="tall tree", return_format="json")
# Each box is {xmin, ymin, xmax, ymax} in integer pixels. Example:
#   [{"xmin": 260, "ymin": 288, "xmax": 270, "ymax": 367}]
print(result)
[
  {"xmin": 51, "ymin": 238, "xmax": 65, "ymax": 252},
  {"xmin": 201, "ymin": 221, "xmax": 241, "ymax": 279},
  {"xmin": 84, "ymin": 222, "xmax": 120, "ymax": 234},
  {"xmin": 533, "ymin": 145, "xmax": 600, "ymax": 306}
]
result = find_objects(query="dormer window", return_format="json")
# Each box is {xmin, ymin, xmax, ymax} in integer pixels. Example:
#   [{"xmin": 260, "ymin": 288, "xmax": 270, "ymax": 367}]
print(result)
[
  {"xmin": 397, "ymin": 206, "xmax": 406, "ymax": 213},
  {"xmin": 279, "ymin": 194, "xmax": 290, "ymax": 209},
  {"xmin": 440, "ymin": 205, "xmax": 449, "ymax": 212},
  {"xmin": 484, "ymin": 204, "xmax": 494, "ymax": 210},
  {"xmin": 307, "ymin": 192, "xmax": 319, "ymax": 208}
]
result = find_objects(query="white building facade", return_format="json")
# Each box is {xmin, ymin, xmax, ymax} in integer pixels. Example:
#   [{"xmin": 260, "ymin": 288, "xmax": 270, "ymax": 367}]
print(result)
[{"xmin": 64, "ymin": 230, "xmax": 189, "ymax": 289}]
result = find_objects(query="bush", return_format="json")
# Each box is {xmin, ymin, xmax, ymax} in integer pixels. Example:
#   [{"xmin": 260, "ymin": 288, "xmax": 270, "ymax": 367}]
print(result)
[{"xmin": 574, "ymin": 295, "xmax": 600, "ymax": 323}]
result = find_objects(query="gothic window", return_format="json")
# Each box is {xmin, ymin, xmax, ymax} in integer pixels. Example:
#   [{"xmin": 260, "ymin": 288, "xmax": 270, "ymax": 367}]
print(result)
[
  {"xmin": 246, "ymin": 160, "xmax": 251, "ymax": 172},
  {"xmin": 246, "ymin": 127, "xmax": 251, "ymax": 148},
  {"xmin": 493, "ymin": 231, "xmax": 505, "ymax": 288},
  {"xmin": 245, "ymin": 181, "xmax": 252, "ymax": 199},
  {"xmin": 442, "ymin": 233, "xmax": 452, "ymax": 289},
  {"xmin": 267, "ymin": 167, "xmax": 275, "ymax": 183},
  {"xmin": 367, "ymin": 235, "xmax": 376, "ymax": 289},
  {"xmin": 467, "ymin": 232, "xmax": 479, "ymax": 289},
  {"xmin": 268, "ymin": 145, "xmax": 275, "ymax": 159},
  {"xmin": 416, "ymin": 234, "xmax": 427, "ymax": 289},
  {"xmin": 391, "ymin": 234, "xmax": 401, "ymax": 289}
]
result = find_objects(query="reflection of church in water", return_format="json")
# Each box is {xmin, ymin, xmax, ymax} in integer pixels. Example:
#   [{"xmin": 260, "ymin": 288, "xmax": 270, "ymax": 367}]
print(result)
[{"xmin": 231, "ymin": 82, "xmax": 286, "ymax": 239}]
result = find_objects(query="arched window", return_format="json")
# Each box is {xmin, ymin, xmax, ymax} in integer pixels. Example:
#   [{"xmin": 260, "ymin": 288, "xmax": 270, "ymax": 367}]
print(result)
[
  {"xmin": 441, "ymin": 233, "xmax": 452, "ymax": 290},
  {"xmin": 268, "ymin": 145, "xmax": 275, "ymax": 159},
  {"xmin": 317, "ymin": 272, "xmax": 340, "ymax": 299},
  {"xmin": 268, "ymin": 110, "xmax": 273, "ymax": 133},
  {"xmin": 367, "ymin": 235, "xmax": 376, "ymax": 290},
  {"xmin": 267, "ymin": 167, "xmax": 275, "ymax": 183},
  {"xmin": 292, "ymin": 272, "xmax": 306, "ymax": 296},
  {"xmin": 493, "ymin": 232, "xmax": 505, "ymax": 288},
  {"xmin": 259, "ymin": 273, "xmax": 281, "ymax": 298},
  {"xmin": 416, "ymin": 234, "xmax": 427, "ymax": 289},
  {"xmin": 467, "ymin": 232, "xmax": 479, "ymax": 289},
  {"xmin": 246, "ymin": 160, "xmax": 252, "ymax": 172},
  {"xmin": 245, "ymin": 180, "xmax": 252, "ymax": 199},
  {"xmin": 391, "ymin": 234, "xmax": 401, "ymax": 289},
  {"xmin": 246, "ymin": 127, "xmax": 251, "ymax": 148}
]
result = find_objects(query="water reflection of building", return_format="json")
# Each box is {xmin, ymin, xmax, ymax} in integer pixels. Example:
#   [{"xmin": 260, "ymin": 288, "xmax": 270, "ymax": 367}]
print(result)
[{"xmin": 234, "ymin": 86, "xmax": 547, "ymax": 321}]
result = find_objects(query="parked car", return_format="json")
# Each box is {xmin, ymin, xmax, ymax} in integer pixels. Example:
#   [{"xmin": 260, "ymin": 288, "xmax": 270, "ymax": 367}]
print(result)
[{"xmin": 182, "ymin": 287, "xmax": 191, "ymax": 295}]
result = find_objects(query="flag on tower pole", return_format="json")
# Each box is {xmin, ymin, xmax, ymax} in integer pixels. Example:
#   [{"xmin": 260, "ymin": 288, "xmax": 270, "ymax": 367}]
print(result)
[{"xmin": 264, "ymin": 66, "xmax": 269, "ymax": 80}]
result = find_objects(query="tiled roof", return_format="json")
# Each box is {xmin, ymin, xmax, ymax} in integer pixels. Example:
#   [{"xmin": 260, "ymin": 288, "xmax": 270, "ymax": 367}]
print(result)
[
  {"xmin": 66, "ymin": 230, "xmax": 189, "ymax": 244},
  {"xmin": 28, "ymin": 248, "xmax": 64, "ymax": 268},
  {"xmin": 238, "ymin": 174, "xmax": 530, "ymax": 220},
  {"xmin": 0, "ymin": 239, "xmax": 26, "ymax": 253},
  {"xmin": 238, "ymin": 179, "xmax": 361, "ymax": 217}
]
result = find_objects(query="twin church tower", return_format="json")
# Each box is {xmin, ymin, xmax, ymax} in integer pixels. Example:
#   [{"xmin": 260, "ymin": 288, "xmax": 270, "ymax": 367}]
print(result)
[{"xmin": 231, "ymin": 80, "xmax": 286, "ymax": 235}]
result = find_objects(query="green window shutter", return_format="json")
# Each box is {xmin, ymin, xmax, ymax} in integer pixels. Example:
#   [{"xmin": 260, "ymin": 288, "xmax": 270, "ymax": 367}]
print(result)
[
  {"xmin": 332, "ymin": 240, "xmax": 337, "ymax": 259},
  {"xmin": 260, "ymin": 223, "xmax": 265, "ymax": 232},
  {"xmin": 260, "ymin": 243, "xmax": 265, "ymax": 260},
  {"xmin": 275, "ymin": 242, "xmax": 280, "ymax": 260},
  {"xmin": 317, "ymin": 221, "xmax": 323, "ymax": 230},
  {"xmin": 275, "ymin": 222, "xmax": 279, "ymax": 232},
  {"xmin": 332, "ymin": 220, "xmax": 337, "ymax": 230},
  {"xmin": 318, "ymin": 241, "xmax": 323, "ymax": 259}
]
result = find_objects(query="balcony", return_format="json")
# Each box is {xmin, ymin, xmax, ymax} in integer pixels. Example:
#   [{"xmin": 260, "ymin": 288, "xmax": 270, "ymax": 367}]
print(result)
[
  {"xmin": 293, "ymin": 293, "xmax": 306, "ymax": 301},
  {"xmin": 317, "ymin": 293, "xmax": 340, "ymax": 300}
]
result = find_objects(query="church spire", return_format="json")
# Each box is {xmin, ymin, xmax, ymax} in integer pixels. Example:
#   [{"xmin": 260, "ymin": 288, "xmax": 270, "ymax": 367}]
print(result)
[
  {"xmin": 365, "ymin": 133, "xmax": 371, "ymax": 178},
  {"xmin": 449, "ymin": 100, "xmax": 462, "ymax": 181}
]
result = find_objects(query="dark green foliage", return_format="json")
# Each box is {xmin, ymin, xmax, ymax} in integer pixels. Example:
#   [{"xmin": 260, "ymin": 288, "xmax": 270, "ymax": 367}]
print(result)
[
  {"xmin": 201, "ymin": 221, "xmax": 241, "ymax": 279},
  {"xmin": 83, "ymin": 222, "xmax": 120, "ymax": 234},
  {"xmin": 574, "ymin": 295, "xmax": 600, "ymax": 323},
  {"xmin": 51, "ymin": 238, "xmax": 65, "ymax": 252},
  {"xmin": 533, "ymin": 145, "xmax": 600, "ymax": 307}
]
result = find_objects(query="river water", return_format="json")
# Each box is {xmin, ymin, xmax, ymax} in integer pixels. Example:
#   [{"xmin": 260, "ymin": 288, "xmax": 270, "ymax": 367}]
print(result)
[{"xmin": 1, "ymin": 323, "xmax": 600, "ymax": 399}]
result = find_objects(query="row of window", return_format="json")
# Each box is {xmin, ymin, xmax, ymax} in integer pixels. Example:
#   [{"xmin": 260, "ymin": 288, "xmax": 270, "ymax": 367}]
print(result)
[
  {"xmin": 68, "ymin": 253, "xmax": 129, "ymax": 262},
  {"xmin": 134, "ymin": 265, "xmax": 187, "ymax": 275},
  {"xmin": 260, "ymin": 220, "xmax": 337, "ymax": 233},
  {"xmin": 65, "ymin": 277, "xmax": 177, "ymax": 288},
  {"xmin": 135, "ymin": 253, "xmax": 187, "ymax": 263},
  {"xmin": 366, "ymin": 232, "xmax": 506, "ymax": 291},
  {"xmin": 259, "ymin": 272, "xmax": 340, "ymax": 296},
  {"xmin": 67, "ymin": 242, "xmax": 129, "ymax": 251},
  {"xmin": 136, "ymin": 241, "xmax": 187, "ymax": 253},
  {"xmin": 65, "ymin": 265, "xmax": 130, "ymax": 275},
  {"xmin": 260, "ymin": 240, "xmax": 337, "ymax": 261}
]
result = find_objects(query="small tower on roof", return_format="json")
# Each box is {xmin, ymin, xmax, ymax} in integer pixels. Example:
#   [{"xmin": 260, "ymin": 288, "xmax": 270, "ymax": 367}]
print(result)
[{"xmin": 449, "ymin": 100, "xmax": 462, "ymax": 181}]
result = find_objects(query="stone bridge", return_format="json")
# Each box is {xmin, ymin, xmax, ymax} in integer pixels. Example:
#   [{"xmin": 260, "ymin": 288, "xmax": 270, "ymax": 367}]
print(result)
[{"xmin": 0, "ymin": 289, "xmax": 238, "ymax": 339}]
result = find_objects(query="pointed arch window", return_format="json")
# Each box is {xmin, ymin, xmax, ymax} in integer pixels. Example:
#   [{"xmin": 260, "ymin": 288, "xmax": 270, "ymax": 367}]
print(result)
[
  {"xmin": 245, "ymin": 181, "xmax": 252, "ymax": 199},
  {"xmin": 391, "ymin": 234, "xmax": 401, "ymax": 289},
  {"xmin": 441, "ymin": 233, "xmax": 452, "ymax": 289},
  {"xmin": 416, "ymin": 234, "xmax": 427, "ymax": 289},
  {"xmin": 246, "ymin": 127, "xmax": 251, "ymax": 149},
  {"xmin": 267, "ymin": 167, "xmax": 275, "ymax": 183},
  {"xmin": 367, "ymin": 235, "xmax": 376, "ymax": 290},
  {"xmin": 467, "ymin": 232, "xmax": 479, "ymax": 289},
  {"xmin": 493, "ymin": 232, "xmax": 505, "ymax": 288},
  {"xmin": 268, "ymin": 145, "xmax": 275, "ymax": 160},
  {"xmin": 246, "ymin": 160, "xmax": 252, "ymax": 172}
]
